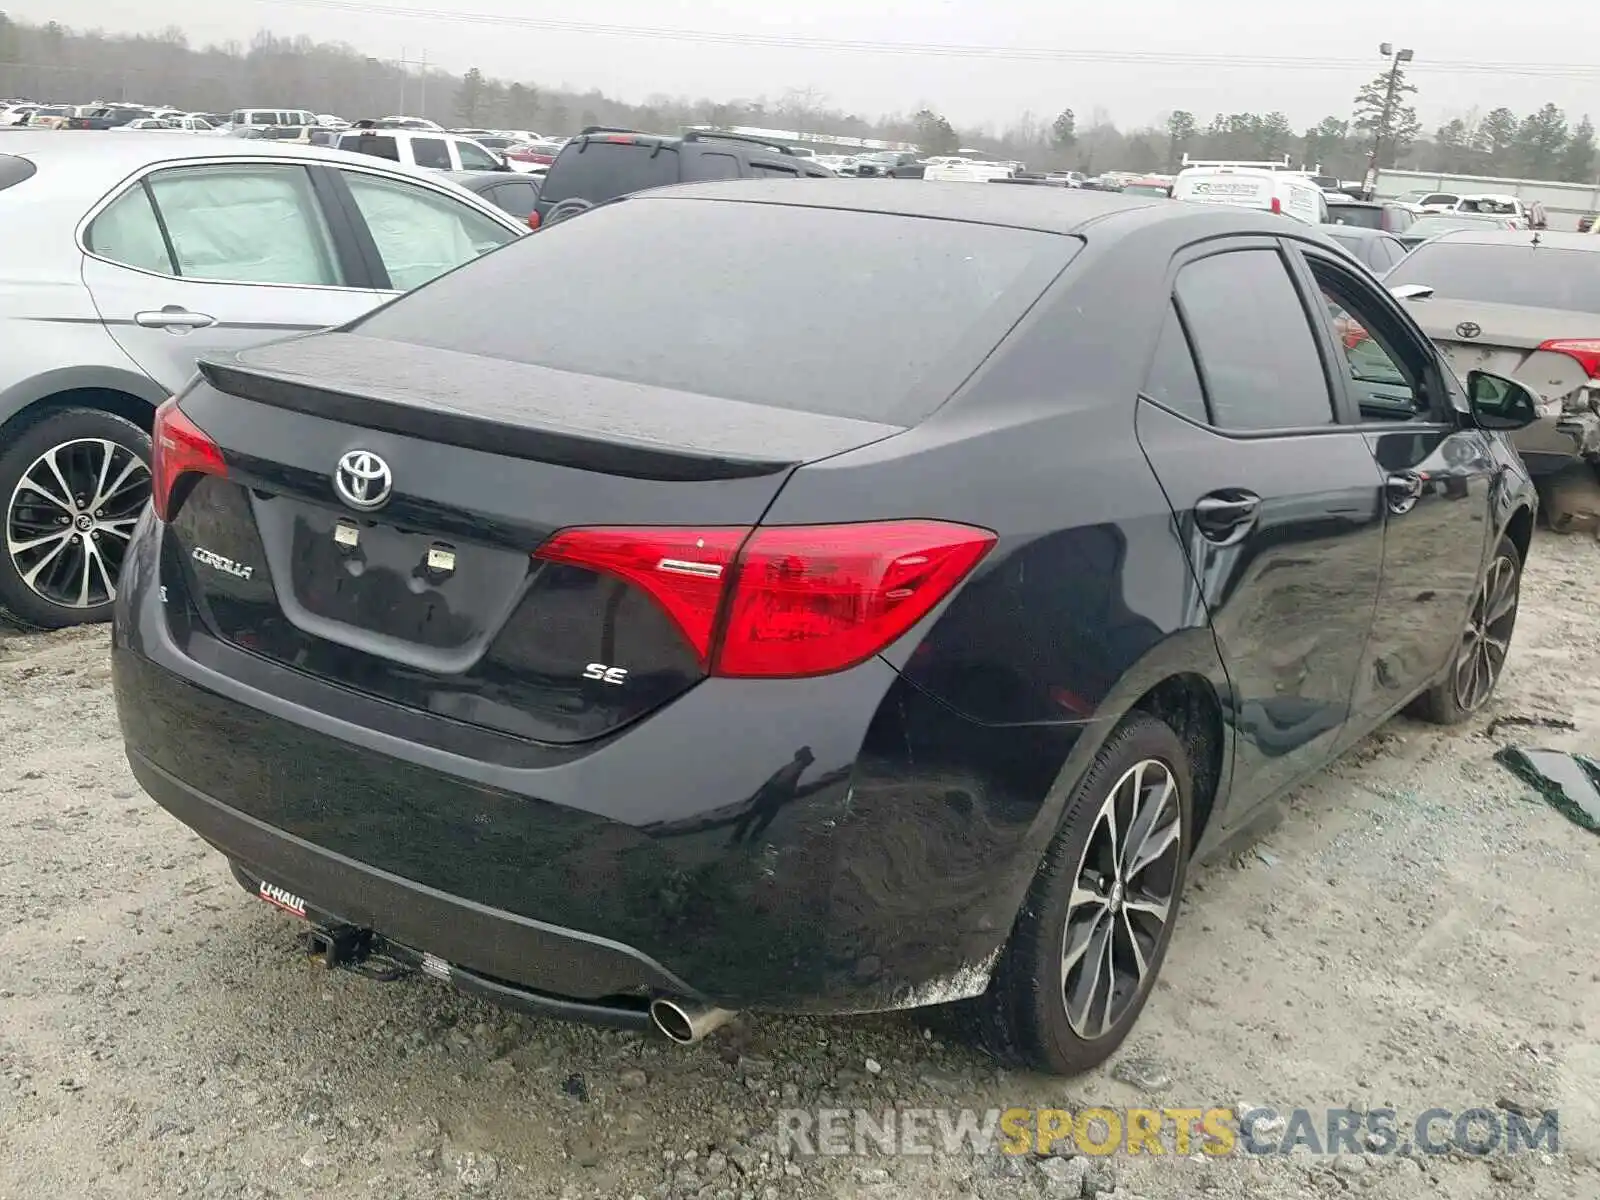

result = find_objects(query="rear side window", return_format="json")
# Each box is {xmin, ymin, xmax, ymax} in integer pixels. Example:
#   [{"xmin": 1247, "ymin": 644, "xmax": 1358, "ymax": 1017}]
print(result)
[
  {"xmin": 353, "ymin": 197, "xmax": 1075, "ymax": 424},
  {"xmin": 1142, "ymin": 304, "xmax": 1208, "ymax": 424},
  {"xmin": 0, "ymin": 154, "xmax": 37, "ymax": 194},
  {"xmin": 539, "ymin": 141, "xmax": 680, "ymax": 206},
  {"xmin": 1175, "ymin": 250, "xmax": 1333, "ymax": 432},
  {"xmin": 1328, "ymin": 205, "xmax": 1382, "ymax": 230},
  {"xmin": 750, "ymin": 162, "xmax": 799, "ymax": 178},
  {"xmin": 484, "ymin": 180, "xmax": 540, "ymax": 219},
  {"xmin": 411, "ymin": 137, "xmax": 451, "ymax": 169},
  {"xmin": 85, "ymin": 184, "xmax": 173, "ymax": 275}
]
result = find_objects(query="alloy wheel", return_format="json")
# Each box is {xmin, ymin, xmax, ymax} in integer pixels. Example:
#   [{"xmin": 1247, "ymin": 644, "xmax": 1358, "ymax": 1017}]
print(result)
[
  {"xmin": 5, "ymin": 438, "xmax": 149, "ymax": 610},
  {"xmin": 1060, "ymin": 758, "xmax": 1183, "ymax": 1039},
  {"xmin": 1454, "ymin": 553, "xmax": 1519, "ymax": 713}
]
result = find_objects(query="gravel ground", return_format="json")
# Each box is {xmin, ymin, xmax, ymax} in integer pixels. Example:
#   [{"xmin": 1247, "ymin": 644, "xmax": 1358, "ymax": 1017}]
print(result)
[{"xmin": 2, "ymin": 533, "xmax": 1598, "ymax": 1200}]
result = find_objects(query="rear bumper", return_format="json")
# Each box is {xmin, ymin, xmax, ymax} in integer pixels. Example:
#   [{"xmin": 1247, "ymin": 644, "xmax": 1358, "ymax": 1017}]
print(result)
[
  {"xmin": 113, "ymin": 516, "xmax": 1081, "ymax": 1014},
  {"xmin": 128, "ymin": 743, "xmax": 689, "ymax": 1021}
]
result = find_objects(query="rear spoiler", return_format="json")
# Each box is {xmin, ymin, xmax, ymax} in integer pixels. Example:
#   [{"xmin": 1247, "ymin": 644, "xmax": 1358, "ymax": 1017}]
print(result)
[{"xmin": 195, "ymin": 345, "xmax": 900, "ymax": 483}]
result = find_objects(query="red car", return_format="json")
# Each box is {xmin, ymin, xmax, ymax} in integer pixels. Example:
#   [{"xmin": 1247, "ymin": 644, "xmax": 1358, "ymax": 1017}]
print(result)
[{"xmin": 504, "ymin": 139, "xmax": 564, "ymax": 169}]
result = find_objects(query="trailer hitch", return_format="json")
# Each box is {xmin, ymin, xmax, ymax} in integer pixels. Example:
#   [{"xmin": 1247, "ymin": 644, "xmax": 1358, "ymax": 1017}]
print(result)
[{"xmin": 305, "ymin": 924, "xmax": 411, "ymax": 982}]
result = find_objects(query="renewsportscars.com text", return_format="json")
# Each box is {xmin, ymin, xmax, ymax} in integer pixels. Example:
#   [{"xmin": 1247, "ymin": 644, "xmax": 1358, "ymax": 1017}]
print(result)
[{"xmin": 777, "ymin": 1105, "xmax": 1560, "ymax": 1158}]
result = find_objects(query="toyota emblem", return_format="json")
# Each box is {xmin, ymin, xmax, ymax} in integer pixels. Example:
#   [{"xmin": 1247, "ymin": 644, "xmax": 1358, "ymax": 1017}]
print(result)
[
  {"xmin": 1455, "ymin": 321, "xmax": 1482, "ymax": 339},
  {"xmin": 334, "ymin": 450, "xmax": 393, "ymax": 511}
]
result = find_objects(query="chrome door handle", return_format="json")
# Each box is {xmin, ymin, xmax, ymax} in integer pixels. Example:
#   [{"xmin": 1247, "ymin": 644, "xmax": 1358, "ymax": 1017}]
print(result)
[
  {"xmin": 134, "ymin": 308, "xmax": 216, "ymax": 330},
  {"xmin": 1193, "ymin": 492, "xmax": 1262, "ymax": 541}
]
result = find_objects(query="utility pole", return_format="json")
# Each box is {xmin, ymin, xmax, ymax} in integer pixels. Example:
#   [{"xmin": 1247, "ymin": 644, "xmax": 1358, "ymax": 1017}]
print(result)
[
  {"xmin": 1364, "ymin": 42, "xmax": 1414, "ymax": 199},
  {"xmin": 396, "ymin": 47, "xmax": 428, "ymax": 116}
]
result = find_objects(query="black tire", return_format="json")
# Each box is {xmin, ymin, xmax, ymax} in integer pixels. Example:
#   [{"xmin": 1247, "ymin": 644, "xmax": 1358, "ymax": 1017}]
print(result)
[
  {"xmin": 0, "ymin": 407, "xmax": 152, "ymax": 629},
  {"xmin": 1412, "ymin": 534, "xmax": 1522, "ymax": 725},
  {"xmin": 543, "ymin": 197, "xmax": 594, "ymax": 228},
  {"xmin": 965, "ymin": 712, "xmax": 1193, "ymax": 1075}
]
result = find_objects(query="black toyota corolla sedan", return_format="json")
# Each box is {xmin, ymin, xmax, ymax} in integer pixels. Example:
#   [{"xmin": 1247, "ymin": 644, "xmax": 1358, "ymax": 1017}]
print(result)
[{"xmin": 112, "ymin": 181, "xmax": 1540, "ymax": 1076}]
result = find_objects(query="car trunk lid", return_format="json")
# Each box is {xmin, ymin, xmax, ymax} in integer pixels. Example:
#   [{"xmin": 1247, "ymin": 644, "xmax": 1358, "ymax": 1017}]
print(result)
[
  {"xmin": 1399, "ymin": 296, "xmax": 1600, "ymax": 407},
  {"xmin": 163, "ymin": 331, "xmax": 902, "ymax": 744}
]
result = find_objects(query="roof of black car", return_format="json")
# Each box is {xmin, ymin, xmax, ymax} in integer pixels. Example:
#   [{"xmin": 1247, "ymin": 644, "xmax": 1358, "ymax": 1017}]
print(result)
[{"xmin": 640, "ymin": 178, "xmax": 1179, "ymax": 234}]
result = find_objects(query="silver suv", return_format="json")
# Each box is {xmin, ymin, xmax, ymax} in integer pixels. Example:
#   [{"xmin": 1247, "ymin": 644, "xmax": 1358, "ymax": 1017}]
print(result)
[{"xmin": 0, "ymin": 131, "xmax": 526, "ymax": 627}]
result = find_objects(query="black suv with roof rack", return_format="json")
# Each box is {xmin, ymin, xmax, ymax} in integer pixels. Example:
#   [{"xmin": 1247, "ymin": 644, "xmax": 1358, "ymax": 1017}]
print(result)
[{"xmin": 530, "ymin": 127, "xmax": 835, "ymax": 229}]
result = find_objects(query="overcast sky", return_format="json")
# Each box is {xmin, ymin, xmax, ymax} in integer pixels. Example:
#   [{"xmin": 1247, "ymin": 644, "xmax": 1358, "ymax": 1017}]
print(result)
[{"xmin": 11, "ymin": 0, "xmax": 1598, "ymax": 132}]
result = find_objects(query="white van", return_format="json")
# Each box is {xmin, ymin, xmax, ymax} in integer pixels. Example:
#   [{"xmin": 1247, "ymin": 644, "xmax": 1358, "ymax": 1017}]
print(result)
[
  {"xmin": 229, "ymin": 108, "xmax": 317, "ymax": 129},
  {"xmin": 924, "ymin": 158, "xmax": 1017, "ymax": 183},
  {"xmin": 1172, "ymin": 160, "xmax": 1329, "ymax": 226}
]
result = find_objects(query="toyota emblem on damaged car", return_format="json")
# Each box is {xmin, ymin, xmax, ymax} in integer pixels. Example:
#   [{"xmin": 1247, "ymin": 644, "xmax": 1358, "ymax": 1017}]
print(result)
[
  {"xmin": 334, "ymin": 450, "xmax": 393, "ymax": 511},
  {"xmin": 1456, "ymin": 321, "xmax": 1482, "ymax": 339}
]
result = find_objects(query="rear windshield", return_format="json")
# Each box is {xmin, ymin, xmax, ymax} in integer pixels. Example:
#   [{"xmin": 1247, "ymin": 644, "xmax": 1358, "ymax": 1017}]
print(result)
[
  {"xmin": 338, "ymin": 133, "xmax": 400, "ymax": 161},
  {"xmin": 1406, "ymin": 217, "xmax": 1499, "ymax": 238},
  {"xmin": 1327, "ymin": 204, "xmax": 1383, "ymax": 229},
  {"xmin": 1387, "ymin": 243, "xmax": 1600, "ymax": 310},
  {"xmin": 353, "ymin": 197, "xmax": 1074, "ymax": 423},
  {"xmin": 539, "ymin": 141, "xmax": 682, "ymax": 206}
]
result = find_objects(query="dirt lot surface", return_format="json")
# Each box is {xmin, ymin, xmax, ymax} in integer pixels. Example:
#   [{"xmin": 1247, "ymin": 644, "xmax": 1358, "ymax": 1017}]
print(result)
[{"xmin": 2, "ymin": 534, "xmax": 1598, "ymax": 1200}]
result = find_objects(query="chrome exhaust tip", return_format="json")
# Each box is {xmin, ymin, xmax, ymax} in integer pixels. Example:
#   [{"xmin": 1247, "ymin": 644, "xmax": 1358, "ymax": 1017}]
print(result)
[{"xmin": 649, "ymin": 997, "xmax": 736, "ymax": 1045}]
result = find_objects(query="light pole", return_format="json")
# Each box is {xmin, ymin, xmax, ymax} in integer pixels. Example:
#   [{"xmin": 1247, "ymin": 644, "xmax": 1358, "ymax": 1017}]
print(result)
[{"xmin": 1364, "ymin": 43, "xmax": 1414, "ymax": 198}]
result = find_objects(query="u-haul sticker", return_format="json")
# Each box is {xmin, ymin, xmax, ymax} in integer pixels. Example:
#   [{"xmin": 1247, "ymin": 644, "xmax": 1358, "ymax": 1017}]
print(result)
[{"xmin": 258, "ymin": 880, "xmax": 307, "ymax": 918}]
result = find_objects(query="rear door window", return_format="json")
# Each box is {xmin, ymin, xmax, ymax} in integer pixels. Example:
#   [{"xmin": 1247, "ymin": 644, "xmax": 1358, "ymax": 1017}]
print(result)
[
  {"xmin": 141, "ymin": 164, "xmax": 347, "ymax": 286},
  {"xmin": 749, "ymin": 162, "xmax": 799, "ymax": 178},
  {"xmin": 539, "ymin": 141, "xmax": 680, "ymax": 205},
  {"xmin": 1174, "ymin": 249, "xmax": 1334, "ymax": 432},
  {"xmin": 696, "ymin": 152, "xmax": 740, "ymax": 180}
]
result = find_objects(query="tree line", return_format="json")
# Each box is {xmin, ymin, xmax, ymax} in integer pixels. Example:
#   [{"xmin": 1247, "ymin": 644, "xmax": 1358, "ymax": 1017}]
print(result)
[{"xmin": 0, "ymin": 14, "xmax": 1594, "ymax": 184}]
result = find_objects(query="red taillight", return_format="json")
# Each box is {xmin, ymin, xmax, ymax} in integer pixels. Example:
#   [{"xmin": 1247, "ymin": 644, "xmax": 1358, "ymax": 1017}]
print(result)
[
  {"xmin": 535, "ymin": 526, "xmax": 746, "ymax": 666},
  {"xmin": 1270, "ymin": 196, "xmax": 1281, "ymax": 214},
  {"xmin": 151, "ymin": 398, "xmax": 226, "ymax": 521},
  {"xmin": 1538, "ymin": 338, "xmax": 1600, "ymax": 378},
  {"xmin": 534, "ymin": 519, "xmax": 996, "ymax": 678},
  {"xmin": 715, "ymin": 522, "xmax": 996, "ymax": 678},
  {"xmin": 527, "ymin": 210, "xmax": 541, "ymax": 230}
]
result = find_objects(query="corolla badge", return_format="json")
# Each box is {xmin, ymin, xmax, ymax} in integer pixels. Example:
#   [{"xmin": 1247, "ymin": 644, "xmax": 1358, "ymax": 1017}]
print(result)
[
  {"xmin": 334, "ymin": 450, "xmax": 393, "ymax": 511},
  {"xmin": 1455, "ymin": 321, "xmax": 1482, "ymax": 339}
]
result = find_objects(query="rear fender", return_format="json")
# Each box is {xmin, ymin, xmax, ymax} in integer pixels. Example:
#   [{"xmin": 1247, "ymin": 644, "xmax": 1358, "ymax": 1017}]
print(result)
[{"xmin": 992, "ymin": 623, "xmax": 1236, "ymax": 932}]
